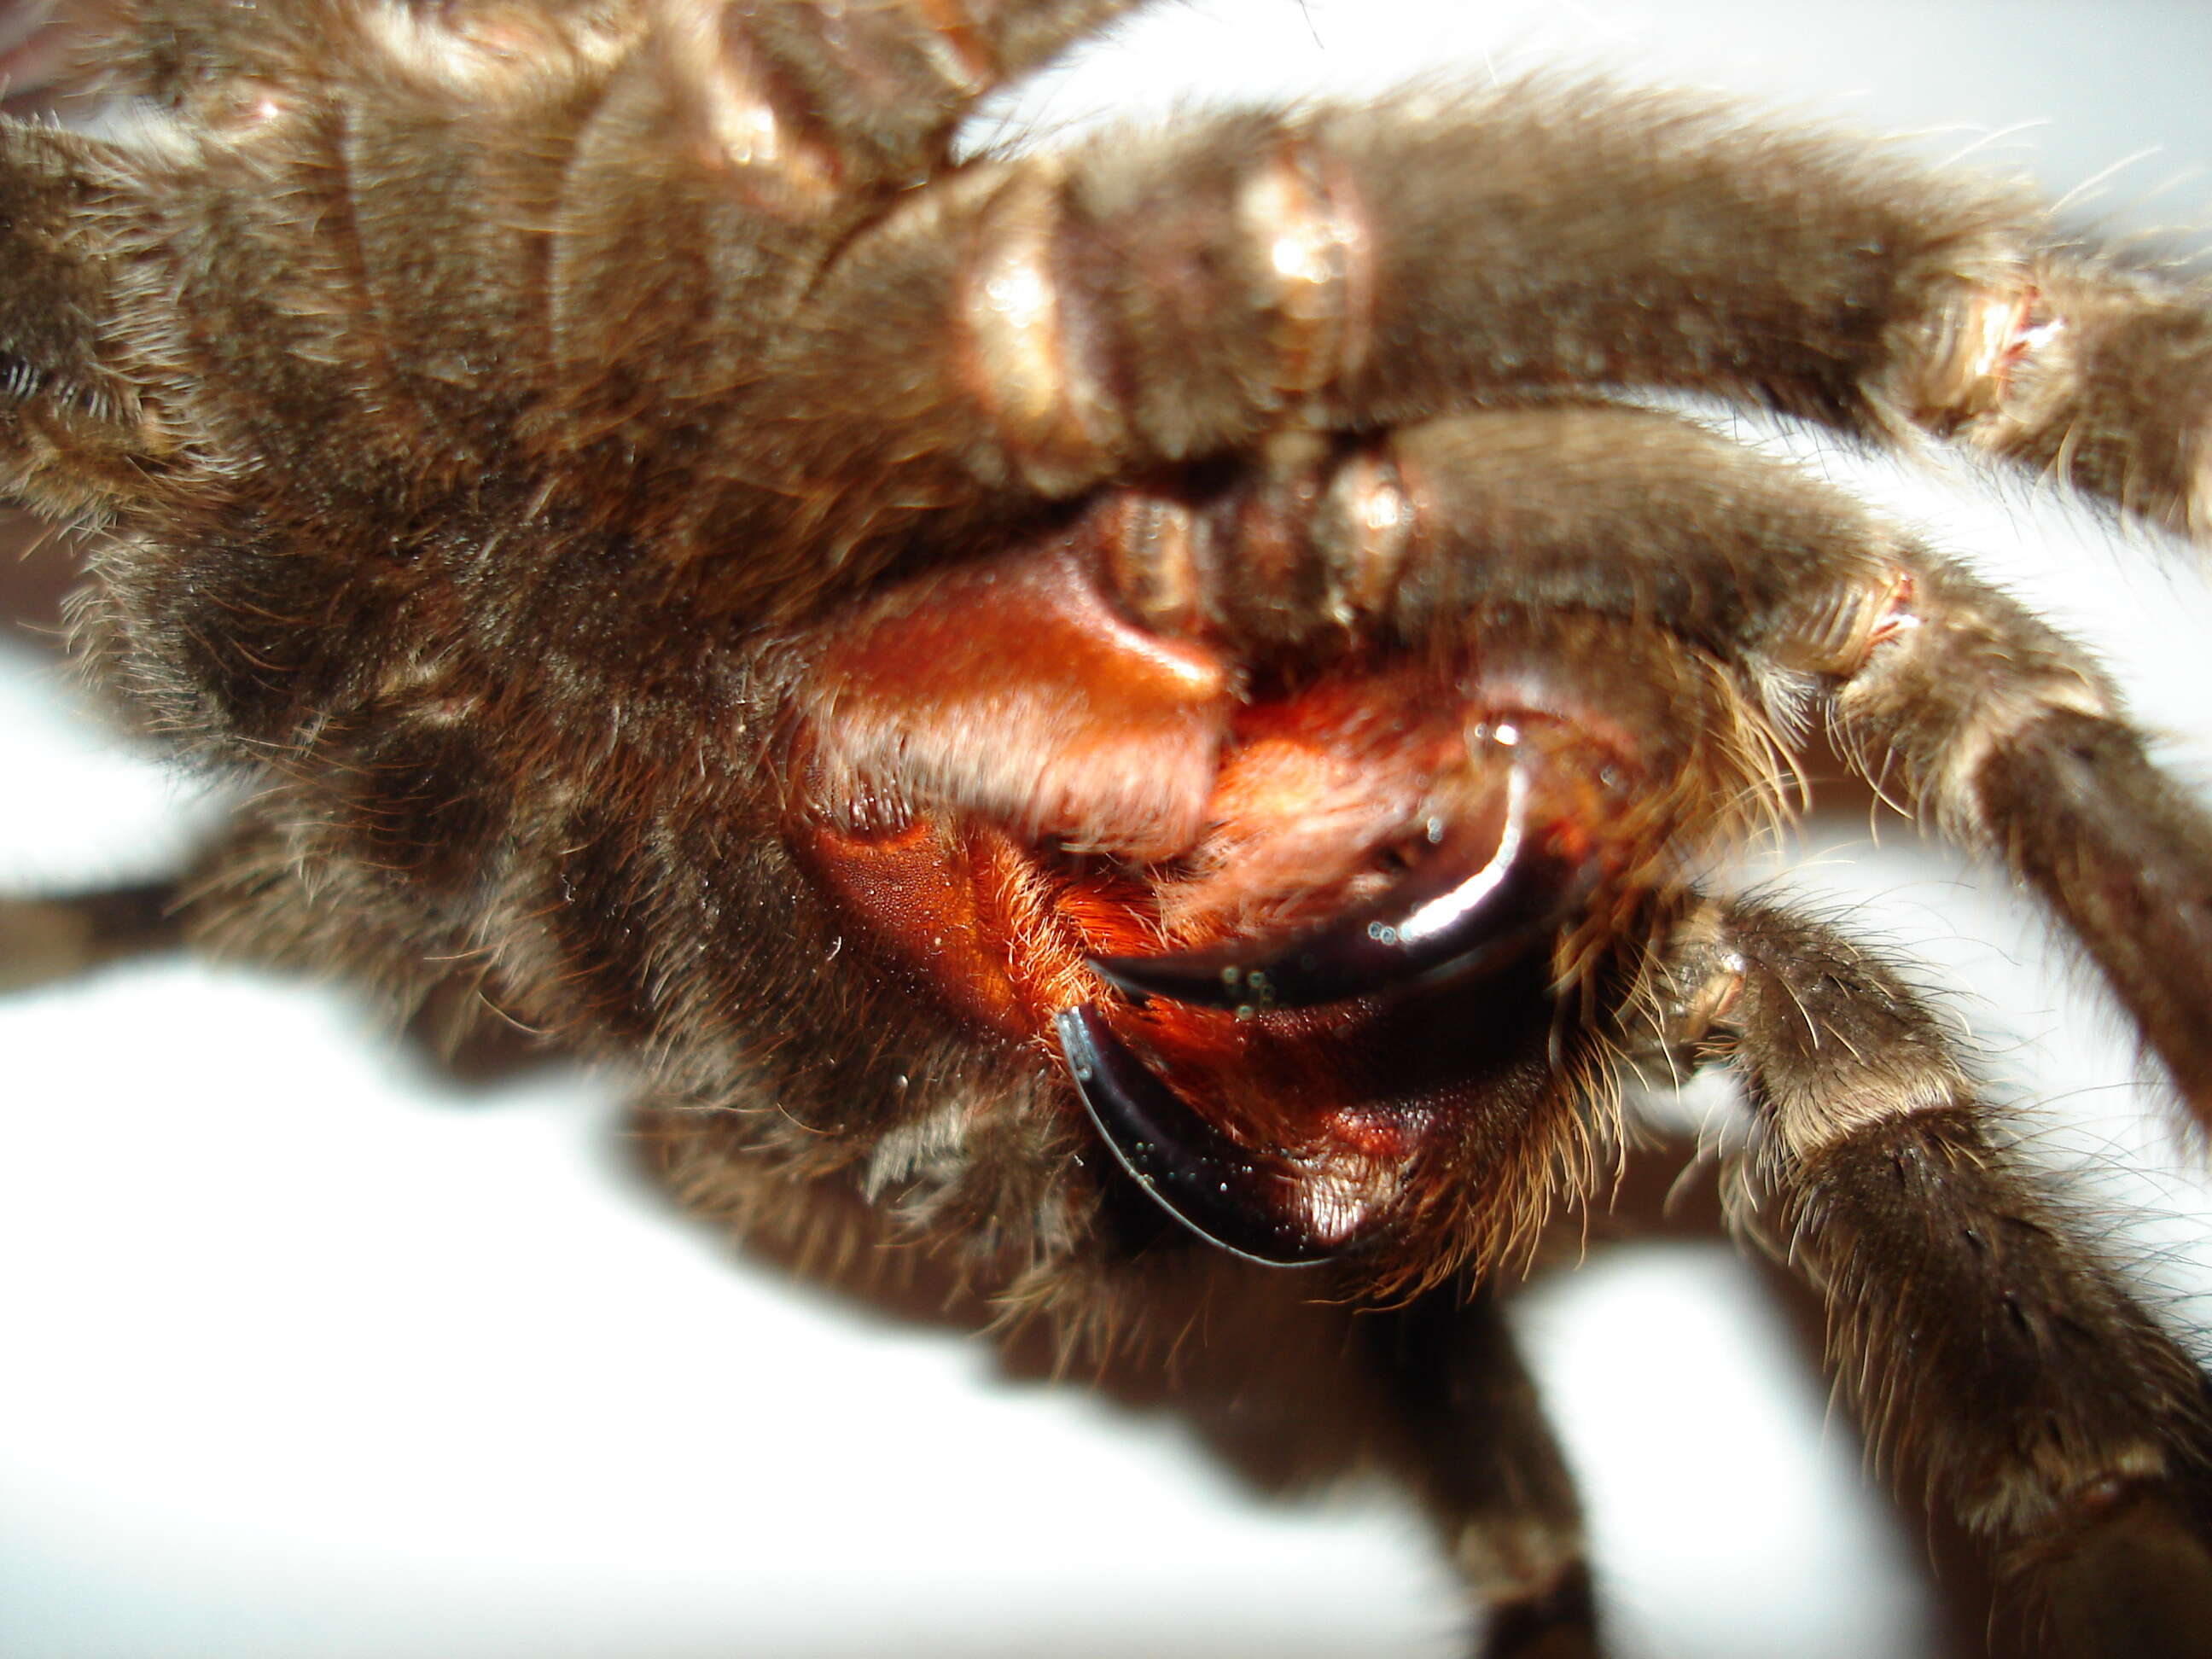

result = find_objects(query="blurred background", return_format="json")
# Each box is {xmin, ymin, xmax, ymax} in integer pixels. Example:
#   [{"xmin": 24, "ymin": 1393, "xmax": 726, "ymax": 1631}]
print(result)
[{"xmin": 6, "ymin": 3, "xmax": 2212, "ymax": 1655}]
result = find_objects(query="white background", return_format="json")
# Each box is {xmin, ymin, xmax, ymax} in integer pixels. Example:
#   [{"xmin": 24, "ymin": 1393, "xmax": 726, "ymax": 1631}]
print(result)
[{"xmin": 8, "ymin": 3, "xmax": 2212, "ymax": 1656}]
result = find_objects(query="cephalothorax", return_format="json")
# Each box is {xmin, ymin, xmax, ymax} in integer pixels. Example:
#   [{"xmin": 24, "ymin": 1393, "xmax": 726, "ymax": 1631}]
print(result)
[{"xmin": 9, "ymin": 2, "xmax": 2212, "ymax": 1652}]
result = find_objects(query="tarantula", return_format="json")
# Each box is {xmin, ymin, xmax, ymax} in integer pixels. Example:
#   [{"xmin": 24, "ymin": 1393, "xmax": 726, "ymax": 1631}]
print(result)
[{"xmin": 9, "ymin": 0, "xmax": 2212, "ymax": 1652}]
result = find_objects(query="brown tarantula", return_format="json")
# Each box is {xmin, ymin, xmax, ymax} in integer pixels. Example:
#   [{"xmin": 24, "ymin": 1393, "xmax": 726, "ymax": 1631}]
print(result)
[{"xmin": 9, "ymin": 0, "xmax": 2212, "ymax": 1653}]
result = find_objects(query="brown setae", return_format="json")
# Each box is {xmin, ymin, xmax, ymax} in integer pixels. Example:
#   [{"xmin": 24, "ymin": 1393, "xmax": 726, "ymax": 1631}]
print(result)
[{"xmin": 9, "ymin": 3, "xmax": 2212, "ymax": 1653}]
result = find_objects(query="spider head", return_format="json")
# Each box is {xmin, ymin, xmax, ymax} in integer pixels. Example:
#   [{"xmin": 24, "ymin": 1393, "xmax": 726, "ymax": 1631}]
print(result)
[{"xmin": 783, "ymin": 498, "xmax": 1776, "ymax": 1284}]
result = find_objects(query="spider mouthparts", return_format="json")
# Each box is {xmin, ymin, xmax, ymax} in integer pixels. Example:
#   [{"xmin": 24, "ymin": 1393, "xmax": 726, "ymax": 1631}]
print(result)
[
  {"xmin": 1055, "ymin": 1004, "xmax": 1371, "ymax": 1265},
  {"xmin": 1088, "ymin": 764, "xmax": 1594, "ymax": 1013}
]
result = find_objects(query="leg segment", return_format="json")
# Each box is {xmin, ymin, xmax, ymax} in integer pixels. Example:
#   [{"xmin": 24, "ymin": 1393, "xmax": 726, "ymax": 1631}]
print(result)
[
  {"xmin": 0, "ymin": 800, "xmax": 519, "ymax": 1071},
  {"xmin": 1361, "ymin": 1282, "xmax": 1602, "ymax": 1659},
  {"xmin": 677, "ymin": 0, "xmax": 1148, "ymax": 182},
  {"xmin": 1642, "ymin": 894, "xmax": 2212, "ymax": 1656},
  {"xmin": 0, "ymin": 878, "xmax": 182, "ymax": 992},
  {"xmin": 0, "ymin": 120, "xmax": 160, "ymax": 516},
  {"xmin": 1827, "ymin": 557, "xmax": 2212, "ymax": 1124}
]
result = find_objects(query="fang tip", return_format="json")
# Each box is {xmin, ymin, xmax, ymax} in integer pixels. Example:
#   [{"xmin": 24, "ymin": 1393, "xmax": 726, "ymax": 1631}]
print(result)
[{"xmin": 1054, "ymin": 1003, "xmax": 1341, "ymax": 1266}]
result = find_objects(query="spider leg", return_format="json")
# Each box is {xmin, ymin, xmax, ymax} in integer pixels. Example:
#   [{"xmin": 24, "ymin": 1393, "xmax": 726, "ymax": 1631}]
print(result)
[
  {"xmin": 0, "ymin": 121, "xmax": 162, "ymax": 516},
  {"xmin": 1359, "ymin": 1281, "xmax": 1601, "ymax": 1659},
  {"xmin": 644, "ymin": 0, "xmax": 1147, "ymax": 182},
  {"xmin": 1639, "ymin": 893, "xmax": 2212, "ymax": 1658},
  {"xmin": 0, "ymin": 795, "xmax": 536, "ymax": 1077},
  {"xmin": 758, "ymin": 81, "xmax": 2212, "ymax": 570},
  {"xmin": 1816, "ymin": 551, "xmax": 2212, "ymax": 1134},
  {"xmin": 0, "ymin": 878, "xmax": 182, "ymax": 992},
  {"xmin": 1089, "ymin": 401, "xmax": 2212, "ymax": 1127},
  {"xmin": 0, "ymin": 0, "xmax": 1150, "ymax": 520}
]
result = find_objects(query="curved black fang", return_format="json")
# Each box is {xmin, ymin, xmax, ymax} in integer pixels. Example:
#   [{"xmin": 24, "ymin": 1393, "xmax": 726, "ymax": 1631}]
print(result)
[
  {"xmin": 1091, "ymin": 765, "xmax": 1589, "ymax": 1013},
  {"xmin": 1055, "ymin": 1004, "xmax": 1339, "ymax": 1266}
]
